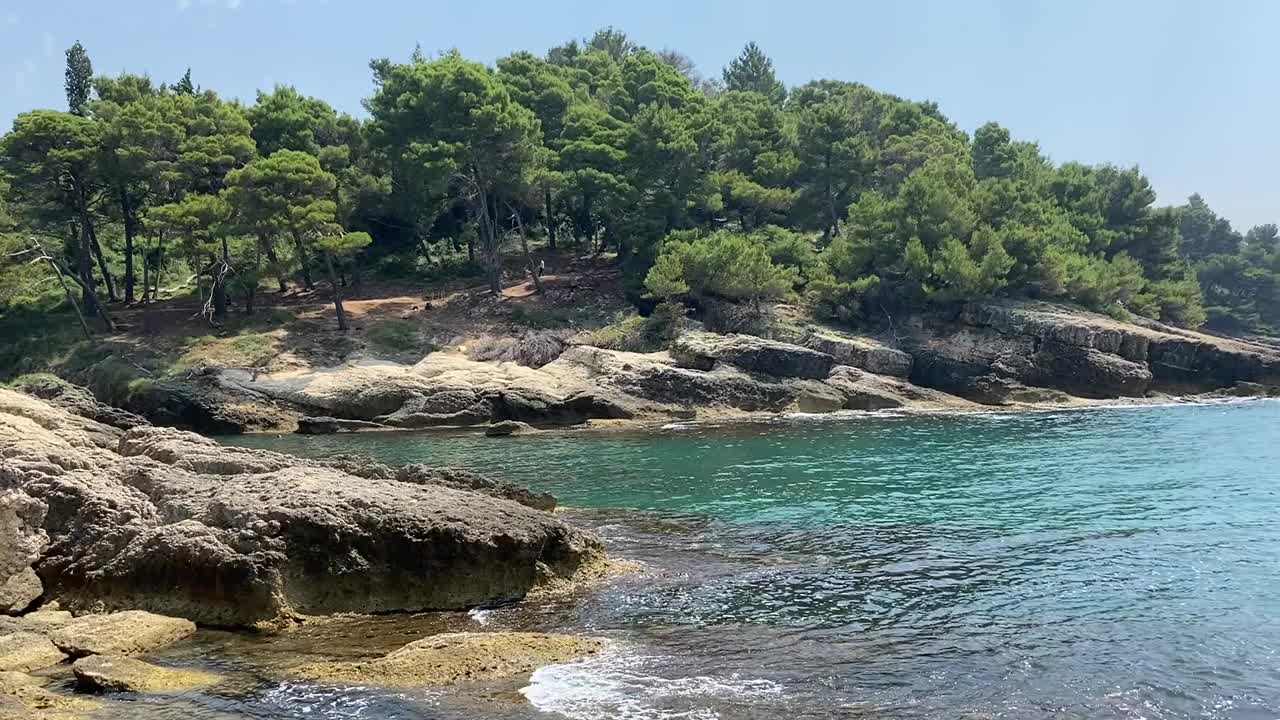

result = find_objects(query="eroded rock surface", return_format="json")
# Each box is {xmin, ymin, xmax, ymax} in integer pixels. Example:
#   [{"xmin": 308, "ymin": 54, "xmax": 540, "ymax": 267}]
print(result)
[
  {"xmin": 291, "ymin": 631, "xmax": 605, "ymax": 687},
  {"xmin": 72, "ymin": 654, "xmax": 221, "ymax": 693},
  {"xmin": 0, "ymin": 389, "xmax": 602, "ymax": 627},
  {"xmin": 671, "ymin": 332, "xmax": 835, "ymax": 379}
]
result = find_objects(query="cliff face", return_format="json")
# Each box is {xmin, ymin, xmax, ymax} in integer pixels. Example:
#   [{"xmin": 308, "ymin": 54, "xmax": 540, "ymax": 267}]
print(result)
[
  {"xmin": 0, "ymin": 388, "xmax": 602, "ymax": 627},
  {"xmin": 904, "ymin": 301, "xmax": 1280, "ymax": 404}
]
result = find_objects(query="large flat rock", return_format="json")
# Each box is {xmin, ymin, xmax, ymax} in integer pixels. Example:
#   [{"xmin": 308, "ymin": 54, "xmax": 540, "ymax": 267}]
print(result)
[{"xmin": 49, "ymin": 611, "xmax": 196, "ymax": 658}]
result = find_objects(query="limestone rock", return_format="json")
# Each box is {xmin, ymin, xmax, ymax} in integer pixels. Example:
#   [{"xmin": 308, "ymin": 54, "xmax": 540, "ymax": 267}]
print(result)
[
  {"xmin": 825, "ymin": 366, "xmax": 977, "ymax": 411},
  {"xmin": 1, "ymin": 390, "xmax": 601, "ymax": 626},
  {"xmin": 394, "ymin": 465, "xmax": 556, "ymax": 513},
  {"xmin": 291, "ymin": 632, "xmax": 605, "ymax": 687},
  {"xmin": 801, "ymin": 332, "xmax": 913, "ymax": 377},
  {"xmin": 10, "ymin": 376, "xmax": 148, "ymax": 431},
  {"xmin": 296, "ymin": 416, "xmax": 390, "ymax": 434},
  {"xmin": 0, "ymin": 569, "xmax": 41, "ymax": 615},
  {"xmin": 0, "ymin": 669, "xmax": 98, "ymax": 719},
  {"xmin": 49, "ymin": 611, "xmax": 196, "ymax": 658},
  {"xmin": 0, "ymin": 633, "xmax": 65, "ymax": 672},
  {"xmin": 670, "ymin": 332, "xmax": 835, "ymax": 379},
  {"xmin": 72, "ymin": 654, "xmax": 220, "ymax": 693},
  {"xmin": 484, "ymin": 420, "xmax": 539, "ymax": 437}
]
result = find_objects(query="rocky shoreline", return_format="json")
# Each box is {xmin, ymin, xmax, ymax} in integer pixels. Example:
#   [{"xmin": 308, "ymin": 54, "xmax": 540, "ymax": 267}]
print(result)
[
  {"xmin": 0, "ymin": 386, "xmax": 616, "ymax": 716},
  {"xmin": 77, "ymin": 299, "xmax": 1277, "ymax": 436}
]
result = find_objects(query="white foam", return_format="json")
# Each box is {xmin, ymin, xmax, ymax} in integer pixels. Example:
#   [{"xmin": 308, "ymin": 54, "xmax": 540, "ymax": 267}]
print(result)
[
  {"xmin": 467, "ymin": 607, "xmax": 493, "ymax": 626},
  {"xmin": 520, "ymin": 645, "xmax": 783, "ymax": 720}
]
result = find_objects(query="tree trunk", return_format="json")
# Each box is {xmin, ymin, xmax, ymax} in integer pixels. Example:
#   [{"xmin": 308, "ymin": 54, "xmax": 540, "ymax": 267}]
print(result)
[
  {"xmin": 544, "ymin": 187, "xmax": 557, "ymax": 250},
  {"xmin": 513, "ymin": 206, "xmax": 543, "ymax": 295},
  {"xmin": 76, "ymin": 220, "xmax": 99, "ymax": 317},
  {"xmin": 262, "ymin": 235, "xmax": 287, "ymax": 292},
  {"xmin": 292, "ymin": 232, "xmax": 314, "ymax": 290},
  {"xmin": 213, "ymin": 239, "xmax": 229, "ymax": 321},
  {"xmin": 324, "ymin": 250, "xmax": 348, "ymax": 331},
  {"xmin": 32, "ymin": 236, "xmax": 94, "ymax": 341},
  {"xmin": 153, "ymin": 233, "xmax": 165, "ymax": 301},
  {"xmin": 88, "ymin": 221, "xmax": 118, "ymax": 302},
  {"xmin": 120, "ymin": 190, "xmax": 136, "ymax": 303}
]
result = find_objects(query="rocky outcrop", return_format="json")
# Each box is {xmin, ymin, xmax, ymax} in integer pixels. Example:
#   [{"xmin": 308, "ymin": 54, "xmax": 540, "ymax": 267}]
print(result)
[
  {"xmin": 0, "ymin": 669, "xmax": 99, "ymax": 719},
  {"xmin": 9, "ymin": 376, "xmax": 148, "ymax": 431},
  {"xmin": 905, "ymin": 301, "xmax": 1280, "ymax": 403},
  {"xmin": 484, "ymin": 420, "xmax": 540, "ymax": 437},
  {"xmin": 72, "ymin": 654, "xmax": 221, "ymax": 693},
  {"xmin": 671, "ymin": 332, "xmax": 835, "ymax": 379},
  {"xmin": 394, "ymin": 465, "xmax": 557, "ymax": 512},
  {"xmin": 0, "ymin": 570, "xmax": 41, "ymax": 616},
  {"xmin": 296, "ymin": 416, "xmax": 390, "ymax": 434},
  {"xmin": 291, "ymin": 632, "xmax": 605, "ymax": 687},
  {"xmin": 0, "ymin": 389, "xmax": 602, "ymax": 627},
  {"xmin": 825, "ymin": 366, "xmax": 978, "ymax": 411},
  {"xmin": 800, "ymin": 332, "xmax": 913, "ymax": 377}
]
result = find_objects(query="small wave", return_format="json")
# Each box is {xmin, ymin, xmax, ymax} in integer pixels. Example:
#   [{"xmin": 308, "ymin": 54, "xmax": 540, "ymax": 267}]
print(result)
[
  {"xmin": 467, "ymin": 607, "xmax": 493, "ymax": 626},
  {"xmin": 521, "ymin": 646, "xmax": 783, "ymax": 720}
]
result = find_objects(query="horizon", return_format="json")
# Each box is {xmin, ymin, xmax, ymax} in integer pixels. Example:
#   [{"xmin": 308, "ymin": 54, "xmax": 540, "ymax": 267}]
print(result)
[{"xmin": 1, "ymin": 0, "xmax": 1276, "ymax": 231}]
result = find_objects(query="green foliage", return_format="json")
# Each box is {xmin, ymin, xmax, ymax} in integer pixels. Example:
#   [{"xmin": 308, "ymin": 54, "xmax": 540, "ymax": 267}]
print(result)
[
  {"xmin": 65, "ymin": 41, "xmax": 94, "ymax": 115},
  {"xmin": 722, "ymin": 42, "xmax": 786, "ymax": 104},
  {"xmin": 644, "ymin": 230, "xmax": 800, "ymax": 304}
]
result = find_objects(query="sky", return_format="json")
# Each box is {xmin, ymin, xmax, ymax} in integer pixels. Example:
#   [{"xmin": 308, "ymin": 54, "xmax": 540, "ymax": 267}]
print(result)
[{"xmin": 0, "ymin": 0, "xmax": 1276, "ymax": 230}]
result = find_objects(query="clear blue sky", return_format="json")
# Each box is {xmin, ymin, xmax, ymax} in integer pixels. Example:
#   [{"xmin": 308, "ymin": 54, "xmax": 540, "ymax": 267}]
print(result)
[{"xmin": 1, "ymin": 0, "xmax": 1276, "ymax": 230}]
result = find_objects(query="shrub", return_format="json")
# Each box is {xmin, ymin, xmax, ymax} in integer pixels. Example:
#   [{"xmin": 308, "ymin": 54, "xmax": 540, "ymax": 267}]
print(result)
[
  {"xmin": 466, "ymin": 329, "xmax": 575, "ymax": 367},
  {"xmin": 644, "ymin": 230, "xmax": 800, "ymax": 304}
]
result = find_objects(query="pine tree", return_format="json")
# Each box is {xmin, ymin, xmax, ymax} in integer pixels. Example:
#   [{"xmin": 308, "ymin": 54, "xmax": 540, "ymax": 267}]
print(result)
[
  {"xmin": 64, "ymin": 41, "xmax": 93, "ymax": 115},
  {"xmin": 721, "ymin": 42, "xmax": 785, "ymax": 103}
]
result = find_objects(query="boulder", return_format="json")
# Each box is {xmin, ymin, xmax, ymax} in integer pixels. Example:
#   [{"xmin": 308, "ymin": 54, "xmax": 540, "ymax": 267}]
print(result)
[
  {"xmin": 291, "ymin": 632, "xmax": 605, "ymax": 687},
  {"xmin": 484, "ymin": 420, "xmax": 539, "ymax": 437},
  {"xmin": 0, "ymin": 569, "xmax": 41, "ymax": 615},
  {"xmin": 801, "ymin": 332, "xmax": 913, "ymax": 377},
  {"xmin": 48, "ymin": 611, "xmax": 196, "ymax": 658},
  {"xmin": 1, "ymin": 390, "xmax": 602, "ymax": 626},
  {"xmin": 670, "ymin": 332, "xmax": 835, "ymax": 379},
  {"xmin": 0, "ymin": 491, "xmax": 46, "ymax": 618},
  {"xmin": 72, "ymin": 654, "xmax": 221, "ymax": 693},
  {"xmin": 0, "ymin": 633, "xmax": 65, "ymax": 672}
]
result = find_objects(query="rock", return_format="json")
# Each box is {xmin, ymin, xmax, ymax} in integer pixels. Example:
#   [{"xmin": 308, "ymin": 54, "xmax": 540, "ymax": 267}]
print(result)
[
  {"xmin": 0, "ymin": 490, "xmax": 46, "ymax": 617},
  {"xmin": 395, "ymin": 465, "xmax": 556, "ymax": 512},
  {"xmin": 484, "ymin": 420, "xmax": 539, "ymax": 437},
  {"xmin": 9, "ymin": 376, "xmax": 148, "ymax": 431},
  {"xmin": 826, "ymin": 366, "xmax": 977, "ymax": 411},
  {"xmin": 1203, "ymin": 381, "xmax": 1280, "ymax": 399},
  {"xmin": 72, "ymin": 654, "xmax": 220, "ymax": 693},
  {"xmin": 0, "ymin": 611, "xmax": 71, "ymax": 635},
  {"xmin": 670, "ymin": 332, "xmax": 835, "ymax": 379},
  {"xmin": 963, "ymin": 375, "xmax": 1074, "ymax": 406},
  {"xmin": 801, "ymin": 332, "xmax": 913, "ymax": 377},
  {"xmin": 296, "ymin": 416, "xmax": 389, "ymax": 434},
  {"xmin": 49, "ymin": 611, "xmax": 196, "ymax": 658},
  {"xmin": 291, "ymin": 632, "xmax": 605, "ymax": 687},
  {"xmin": 0, "ymin": 669, "xmax": 98, "ymax": 719},
  {"xmin": 0, "ymin": 569, "xmax": 41, "ymax": 615},
  {"xmin": 0, "ymin": 633, "xmax": 65, "ymax": 672},
  {"xmin": 1, "ymin": 390, "xmax": 601, "ymax": 626}
]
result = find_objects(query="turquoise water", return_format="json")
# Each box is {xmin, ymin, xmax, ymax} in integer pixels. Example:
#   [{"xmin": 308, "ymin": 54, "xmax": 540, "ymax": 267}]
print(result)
[{"xmin": 186, "ymin": 401, "xmax": 1280, "ymax": 719}]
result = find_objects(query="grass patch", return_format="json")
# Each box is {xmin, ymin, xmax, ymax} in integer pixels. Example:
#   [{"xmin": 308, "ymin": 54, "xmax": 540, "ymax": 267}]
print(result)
[
  {"xmin": 364, "ymin": 318, "xmax": 435, "ymax": 360},
  {"xmin": 172, "ymin": 331, "xmax": 280, "ymax": 373},
  {"xmin": 579, "ymin": 304, "xmax": 684, "ymax": 353},
  {"xmin": 507, "ymin": 304, "xmax": 579, "ymax": 330}
]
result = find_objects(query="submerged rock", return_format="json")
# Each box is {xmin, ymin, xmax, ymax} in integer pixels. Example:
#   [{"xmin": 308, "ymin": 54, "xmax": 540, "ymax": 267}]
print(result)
[
  {"xmin": 72, "ymin": 654, "xmax": 221, "ymax": 693},
  {"xmin": 0, "ymin": 669, "xmax": 98, "ymax": 719},
  {"xmin": 394, "ymin": 465, "xmax": 556, "ymax": 513},
  {"xmin": 291, "ymin": 632, "xmax": 605, "ymax": 687}
]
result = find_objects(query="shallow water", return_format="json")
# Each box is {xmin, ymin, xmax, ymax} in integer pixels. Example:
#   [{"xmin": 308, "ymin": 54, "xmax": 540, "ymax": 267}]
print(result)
[{"xmin": 98, "ymin": 401, "xmax": 1280, "ymax": 719}]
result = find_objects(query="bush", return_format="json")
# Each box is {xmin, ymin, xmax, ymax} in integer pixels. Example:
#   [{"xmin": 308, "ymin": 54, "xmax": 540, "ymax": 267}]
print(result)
[
  {"xmin": 644, "ymin": 230, "xmax": 800, "ymax": 304},
  {"xmin": 466, "ymin": 329, "xmax": 575, "ymax": 367},
  {"xmin": 580, "ymin": 304, "xmax": 685, "ymax": 352}
]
